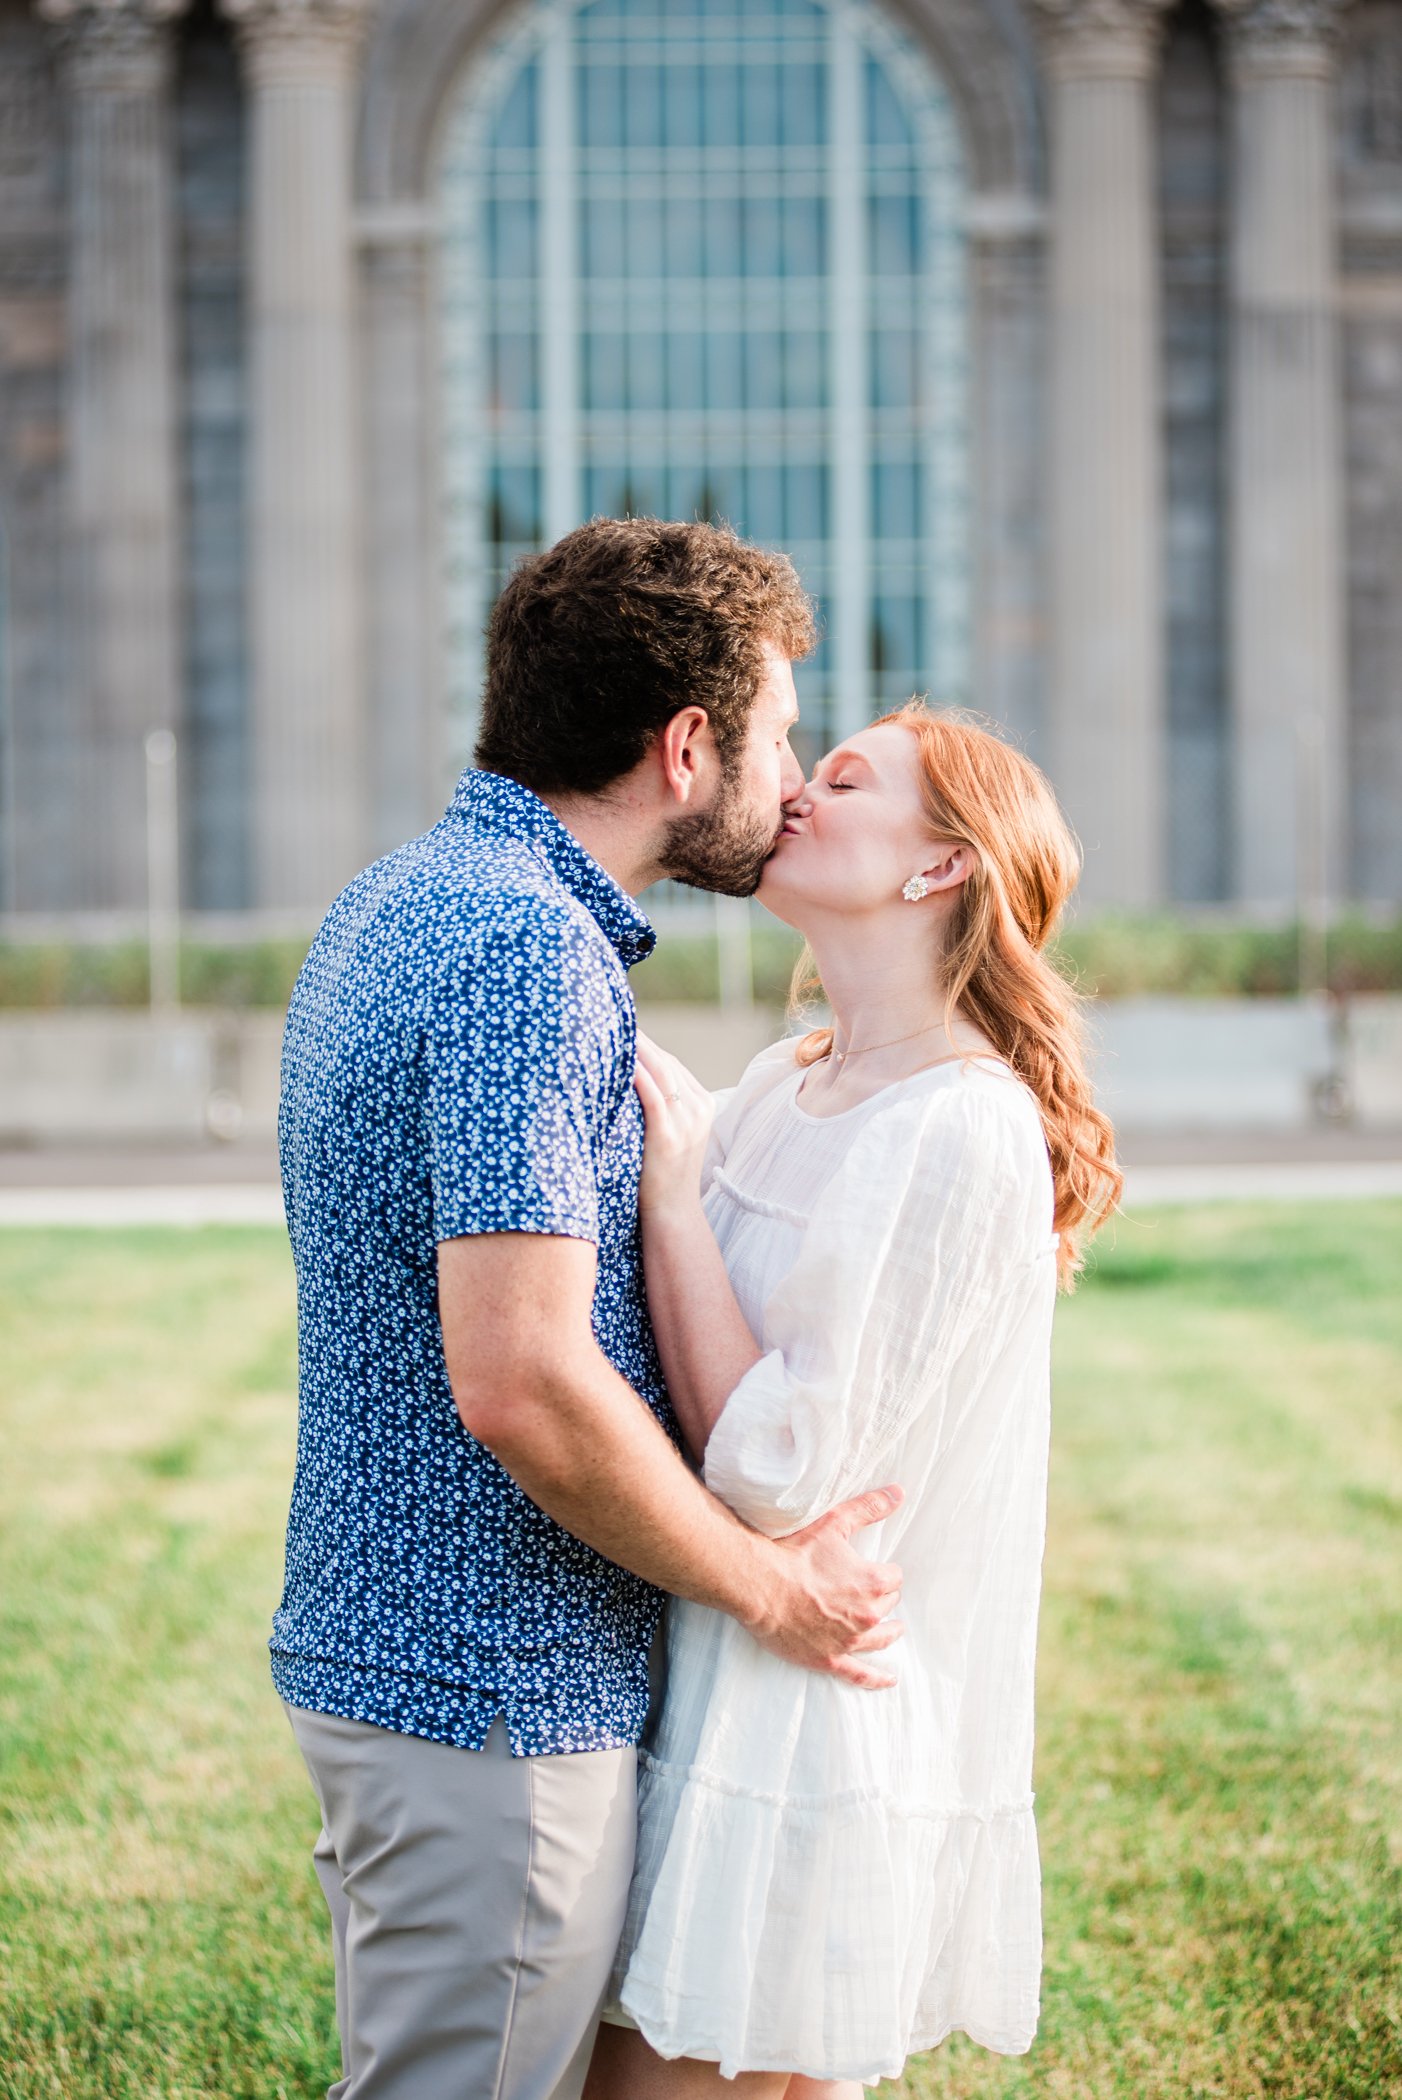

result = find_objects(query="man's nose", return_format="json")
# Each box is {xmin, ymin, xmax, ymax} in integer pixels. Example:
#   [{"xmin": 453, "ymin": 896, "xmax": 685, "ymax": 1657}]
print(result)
[{"xmin": 780, "ymin": 741, "xmax": 807, "ymax": 807}]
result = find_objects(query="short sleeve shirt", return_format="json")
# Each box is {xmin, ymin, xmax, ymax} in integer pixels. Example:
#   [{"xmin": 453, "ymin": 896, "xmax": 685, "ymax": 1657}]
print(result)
[{"xmin": 270, "ymin": 769, "xmax": 675, "ymax": 1756}]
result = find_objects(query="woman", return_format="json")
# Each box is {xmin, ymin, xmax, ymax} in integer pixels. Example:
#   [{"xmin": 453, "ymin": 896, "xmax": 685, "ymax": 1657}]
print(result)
[{"xmin": 585, "ymin": 704, "xmax": 1121, "ymax": 2097}]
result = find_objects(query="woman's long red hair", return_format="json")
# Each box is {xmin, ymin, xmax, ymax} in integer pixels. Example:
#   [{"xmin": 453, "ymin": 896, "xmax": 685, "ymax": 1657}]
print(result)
[{"xmin": 793, "ymin": 703, "xmax": 1122, "ymax": 1287}]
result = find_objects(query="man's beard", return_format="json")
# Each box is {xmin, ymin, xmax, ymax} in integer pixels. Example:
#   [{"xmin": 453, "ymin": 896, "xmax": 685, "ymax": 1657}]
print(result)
[{"xmin": 657, "ymin": 767, "xmax": 781, "ymax": 897}]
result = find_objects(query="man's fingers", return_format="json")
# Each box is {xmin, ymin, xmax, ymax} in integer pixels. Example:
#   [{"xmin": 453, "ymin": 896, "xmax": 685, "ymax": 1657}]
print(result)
[
  {"xmin": 824, "ymin": 1484, "xmax": 905, "ymax": 1537},
  {"xmin": 828, "ymin": 1656, "xmax": 899, "ymax": 1692},
  {"xmin": 849, "ymin": 1618, "xmax": 905, "ymax": 1654}
]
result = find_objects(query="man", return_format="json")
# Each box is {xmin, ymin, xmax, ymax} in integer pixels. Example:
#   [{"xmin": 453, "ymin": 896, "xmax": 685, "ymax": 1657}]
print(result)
[{"xmin": 273, "ymin": 519, "xmax": 903, "ymax": 2100}]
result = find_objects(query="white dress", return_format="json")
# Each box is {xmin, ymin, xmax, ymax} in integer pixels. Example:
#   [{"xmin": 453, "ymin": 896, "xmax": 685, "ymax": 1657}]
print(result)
[{"xmin": 604, "ymin": 1038, "xmax": 1059, "ymax": 2084}]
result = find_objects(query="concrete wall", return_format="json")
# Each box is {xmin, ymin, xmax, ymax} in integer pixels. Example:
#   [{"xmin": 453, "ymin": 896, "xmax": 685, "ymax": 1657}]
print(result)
[
  {"xmin": 1, "ymin": 997, "xmax": 1398, "ymax": 1146},
  {"xmin": 0, "ymin": 1009, "xmax": 282, "ymax": 1144}
]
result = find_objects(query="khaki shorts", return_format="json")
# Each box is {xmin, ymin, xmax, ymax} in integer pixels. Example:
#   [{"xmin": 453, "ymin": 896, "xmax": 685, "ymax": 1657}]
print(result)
[{"xmin": 286, "ymin": 1703, "xmax": 637, "ymax": 2100}]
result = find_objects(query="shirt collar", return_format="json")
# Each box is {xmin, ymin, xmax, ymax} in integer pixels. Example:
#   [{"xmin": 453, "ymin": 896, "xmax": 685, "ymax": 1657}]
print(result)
[{"xmin": 448, "ymin": 768, "xmax": 657, "ymax": 969}]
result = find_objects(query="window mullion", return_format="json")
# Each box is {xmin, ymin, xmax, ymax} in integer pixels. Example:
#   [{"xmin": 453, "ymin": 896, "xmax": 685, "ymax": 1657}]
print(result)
[
  {"xmin": 540, "ymin": 7, "xmax": 580, "ymax": 540},
  {"xmin": 828, "ymin": 2, "xmax": 870, "ymax": 742}
]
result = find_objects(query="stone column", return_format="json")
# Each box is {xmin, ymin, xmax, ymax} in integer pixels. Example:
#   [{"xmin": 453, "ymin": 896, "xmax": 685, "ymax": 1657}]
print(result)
[
  {"xmin": 1036, "ymin": 0, "xmax": 1172, "ymax": 908},
  {"xmin": 1214, "ymin": 0, "xmax": 1348, "ymax": 911},
  {"xmin": 220, "ymin": 0, "xmax": 371, "ymax": 912},
  {"xmin": 967, "ymin": 194, "xmax": 1047, "ymax": 761},
  {"xmin": 40, "ymin": 0, "xmax": 186, "ymax": 910},
  {"xmin": 360, "ymin": 206, "xmax": 442, "ymax": 860}
]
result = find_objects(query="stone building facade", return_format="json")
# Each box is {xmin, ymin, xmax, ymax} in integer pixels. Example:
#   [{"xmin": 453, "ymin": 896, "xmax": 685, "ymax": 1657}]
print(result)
[{"xmin": 0, "ymin": 0, "xmax": 1399, "ymax": 918}]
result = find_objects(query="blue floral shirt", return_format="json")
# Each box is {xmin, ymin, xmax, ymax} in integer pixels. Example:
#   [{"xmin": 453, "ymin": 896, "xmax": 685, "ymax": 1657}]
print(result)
[{"xmin": 270, "ymin": 769, "xmax": 674, "ymax": 1756}]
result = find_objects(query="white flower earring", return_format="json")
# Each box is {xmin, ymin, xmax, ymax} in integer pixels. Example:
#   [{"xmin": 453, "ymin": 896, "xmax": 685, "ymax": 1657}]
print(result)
[{"xmin": 901, "ymin": 875, "xmax": 929, "ymax": 902}]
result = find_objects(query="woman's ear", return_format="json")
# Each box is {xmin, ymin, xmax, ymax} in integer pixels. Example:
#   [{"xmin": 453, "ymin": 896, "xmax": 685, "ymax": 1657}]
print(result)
[
  {"xmin": 920, "ymin": 843, "xmax": 977, "ymax": 894},
  {"xmin": 655, "ymin": 707, "xmax": 714, "ymax": 807}
]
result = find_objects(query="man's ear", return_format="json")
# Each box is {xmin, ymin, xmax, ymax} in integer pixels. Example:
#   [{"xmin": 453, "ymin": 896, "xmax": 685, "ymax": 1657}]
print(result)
[{"xmin": 655, "ymin": 706, "xmax": 715, "ymax": 808}]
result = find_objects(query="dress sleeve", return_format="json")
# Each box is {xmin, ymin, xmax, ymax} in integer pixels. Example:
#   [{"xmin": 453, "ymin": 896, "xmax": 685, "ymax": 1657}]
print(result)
[{"xmin": 702, "ymin": 1081, "xmax": 1048, "ymax": 1537}]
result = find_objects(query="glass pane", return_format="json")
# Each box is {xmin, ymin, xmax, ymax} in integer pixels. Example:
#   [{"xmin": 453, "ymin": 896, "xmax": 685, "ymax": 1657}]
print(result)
[
  {"xmin": 622, "ymin": 463, "xmax": 665, "ymax": 516},
  {"xmin": 744, "ymin": 196, "xmax": 784, "ymax": 278},
  {"xmin": 489, "ymin": 197, "xmax": 537, "ymax": 278},
  {"xmin": 627, "ymin": 194, "xmax": 666, "ymax": 279},
  {"xmin": 703, "ymin": 195, "xmax": 742, "ymax": 280},
  {"xmin": 489, "ymin": 463, "xmax": 541, "ymax": 545},
  {"xmin": 744, "ymin": 331, "xmax": 783, "ymax": 411},
  {"xmin": 579, "ymin": 59, "xmax": 621, "ymax": 149},
  {"xmin": 693, "ymin": 468, "xmax": 735, "ymax": 523},
  {"xmin": 740, "ymin": 62, "xmax": 781, "ymax": 150},
  {"xmin": 779, "ymin": 63, "xmax": 824, "ymax": 149},
  {"xmin": 782, "ymin": 194, "xmax": 824, "ymax": 276},
  {"xmin": 623, "ymin": 60, "xmax": 663, "ymax": 149},
  {"xmin": 870, "ymin": 192, "xmax": 918, "ymax": 277},
  {"xmin": 870, "ymin": 326, "xmax": 919, "ymax": 410},
  {"xmin": 629, "ymin": 330, "xmax": 666, "ymax": 410},
  {"xmin": 784, "ymin": 462, "xmax": 828, "ymax": 542},
  {"xmin": 665, "ymin": 194, "xmax": 706, "ymax": 274},
  {"xmin": 581, "ymin": 196, "xmax": 625, "ymax": 278},
  {"xmin": 706, "ymin": 331, "xmax": 744, "ymax": 411},
  {"xmin": 872, "ymin": 460, "xmax": 920, "ymax": 541},
  {"xmin": 744, "ymin": 464, "xmax": 785, "ymax": 545},
  {"xmin": 491, "ymin": 331, "xmax": 538, "ymax": 412},
  {"xmin": 493, "ymin": 63, "xmax": 537, "ymax": 151},
  {"xmin": 701, "ymin": 62, "xmax": 741, "ymax": 149},
  {"xmin": 782, "ymin": 327, "xmax": 824, "ymax": 410},
  {"xmin": 663, "ymin": 61, "xmax": 701, "ymax": 150},
  {"xmin": 585, "ymin": 331, "xmax": 627, "ymax": 410},
  {"xmin": 866, "ymin": 58, "xmax": 912, "ymax": 148},
  {"xmin": 584, "ymin": 462, "xmax": 625, "ymax": 515},
  {"xmin": 667, "ymin": 330, "xmax": 706, "ymax": 411},
  {"xmin": 870, "ymin": 595, "xmax": 921, "ymax": 680}
]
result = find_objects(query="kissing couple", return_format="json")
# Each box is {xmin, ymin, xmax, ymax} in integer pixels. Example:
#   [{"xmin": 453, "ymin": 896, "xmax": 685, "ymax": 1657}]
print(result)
[{"xmin": 272, "ymin": 517, "xmax": 1120, "ymax": 2098}]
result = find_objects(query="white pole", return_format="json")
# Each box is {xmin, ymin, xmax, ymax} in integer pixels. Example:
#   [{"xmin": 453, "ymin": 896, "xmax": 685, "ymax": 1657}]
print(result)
[
  {"xmin": 828, "ymin": 2, "xmax": 870, "ymax": 743},
  {"xmin": 144, "ymin": 726, "xmax": 180, "ymax": 1014},
  {"xmin": 539, "ymin": 6, "xmax": 580, "ymax": 541},
  {"xmin": 715, "ymin": 893, "xmax": 754, "ymax": 1011},
  {"xmin": 1295, "ymin": 710, "xmax": 1327, "ymax": 999}
]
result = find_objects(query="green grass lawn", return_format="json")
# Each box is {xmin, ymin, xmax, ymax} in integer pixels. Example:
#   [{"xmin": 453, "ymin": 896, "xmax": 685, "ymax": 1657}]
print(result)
[{"xmin": 1, "ymin": 1208, "xmax": 1399, "ymax": 2100}]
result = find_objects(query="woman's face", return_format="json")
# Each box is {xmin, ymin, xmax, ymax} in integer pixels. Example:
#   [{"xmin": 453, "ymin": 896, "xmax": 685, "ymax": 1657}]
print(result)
[{"xmin": 757, "ymin": 721, "xmax": 961, "ymax": 924}]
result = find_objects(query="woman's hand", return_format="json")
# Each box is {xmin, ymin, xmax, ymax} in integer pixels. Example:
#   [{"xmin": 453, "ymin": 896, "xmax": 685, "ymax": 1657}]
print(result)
[{"xmin": 633, "ymin": 1032, "xmax": 716, "ymax": 1217}]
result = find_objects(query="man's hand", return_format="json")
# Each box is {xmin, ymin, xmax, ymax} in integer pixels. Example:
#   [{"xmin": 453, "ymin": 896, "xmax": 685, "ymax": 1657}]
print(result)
[
  {"xmin": 439, "ymin": 1234, "xmax": 904, "ymax": 1691},
  {"xmin": 745, "ymin": 1486, "xmax": 905, "ymax": 1690}
]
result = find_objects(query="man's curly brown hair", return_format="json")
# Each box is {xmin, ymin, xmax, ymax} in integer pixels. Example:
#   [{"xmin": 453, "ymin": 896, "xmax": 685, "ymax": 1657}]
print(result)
[{"xmin": 474, "ymin": 517, "xmax": 816, "ymax": 796}]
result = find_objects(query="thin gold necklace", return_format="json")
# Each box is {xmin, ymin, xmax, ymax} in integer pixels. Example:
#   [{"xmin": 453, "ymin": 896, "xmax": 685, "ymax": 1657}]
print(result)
[{"xmin": 828, "ymin": 1020, "xmax": 948, "ymax": 1064}]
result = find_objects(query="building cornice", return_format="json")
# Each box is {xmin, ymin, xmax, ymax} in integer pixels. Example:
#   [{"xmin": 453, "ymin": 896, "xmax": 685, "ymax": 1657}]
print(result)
[
  {"xmin": 37, "ymin": 0, "xmax": 188, "ymax": 92},
  {"xmin": 219, "ymin": 0, "xmax": 375, "ymax": 88},
  {"xmin": 1033, "ymin": 0, "xmax": 1175, "ymax": 84},
  {"xmin": 1210, "ymin": 0, "xmax": 1351, "ymax": 79}
]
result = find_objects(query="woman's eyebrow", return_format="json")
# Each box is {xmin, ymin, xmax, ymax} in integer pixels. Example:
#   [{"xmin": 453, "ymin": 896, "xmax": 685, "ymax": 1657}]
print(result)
[{"xmin": 822, "ymin": 747, "xmax": 876, "ymax": 775}]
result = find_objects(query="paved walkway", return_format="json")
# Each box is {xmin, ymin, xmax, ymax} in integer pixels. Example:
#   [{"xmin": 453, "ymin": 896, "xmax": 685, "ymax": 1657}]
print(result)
[{"xmin": 2, "ymin": 1155, "xmax": 1401, "ymax": 1226}]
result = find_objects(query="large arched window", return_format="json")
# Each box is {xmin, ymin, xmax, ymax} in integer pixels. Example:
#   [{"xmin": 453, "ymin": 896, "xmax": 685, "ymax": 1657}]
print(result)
[{"xmin": 439, "ymin": 0, "xmax": 969, "ymax": 767}]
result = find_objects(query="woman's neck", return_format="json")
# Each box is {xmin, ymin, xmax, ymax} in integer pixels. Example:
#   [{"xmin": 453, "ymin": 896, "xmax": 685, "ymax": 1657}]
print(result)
[{"xmin": 796, "ymin": 919, "xmax": 992, "ymax": 1112}]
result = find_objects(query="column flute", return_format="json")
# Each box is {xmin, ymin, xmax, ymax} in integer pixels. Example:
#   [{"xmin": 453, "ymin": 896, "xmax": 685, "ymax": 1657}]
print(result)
[
  {"xmin": 1035, "ymin": 0, "xmax": 1173, "ymax": 909},
  {"xmin": 40, "ymin": 0, "xmax": 186, "ymax": 910},
  {"xmin": 221, "ymin": 0, "xmax": 373, "ymax": 913},
  {"xmin": 1212, "ymin": 0, "xmax": 1349, "ymax": 913}
]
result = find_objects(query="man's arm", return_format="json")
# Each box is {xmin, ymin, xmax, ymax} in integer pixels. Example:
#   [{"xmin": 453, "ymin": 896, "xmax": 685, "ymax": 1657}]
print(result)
[{"xmin": 438, "ymin": 1233, "xmax": 904, "ymax": 1690}]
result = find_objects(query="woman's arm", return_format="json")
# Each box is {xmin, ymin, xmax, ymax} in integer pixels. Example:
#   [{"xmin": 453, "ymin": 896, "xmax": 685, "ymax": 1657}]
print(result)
[{"xmin": 633, "ymin": 1036, "xmax": 762, "ymax": 1462}]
